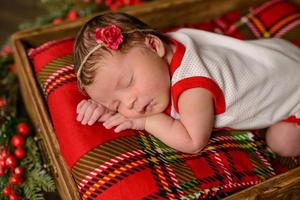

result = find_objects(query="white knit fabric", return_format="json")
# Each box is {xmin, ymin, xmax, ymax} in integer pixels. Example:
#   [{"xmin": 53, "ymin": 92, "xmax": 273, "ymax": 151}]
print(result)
[{"xmin": 167, "ymin": 28, "xmax": 300, "ymax": 129}]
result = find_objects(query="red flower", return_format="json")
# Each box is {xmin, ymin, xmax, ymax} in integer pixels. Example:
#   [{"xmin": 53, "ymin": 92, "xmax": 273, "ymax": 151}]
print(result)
[{"xmin": 95, "ymin": 25, "xmax": 123, "ymax": 50}]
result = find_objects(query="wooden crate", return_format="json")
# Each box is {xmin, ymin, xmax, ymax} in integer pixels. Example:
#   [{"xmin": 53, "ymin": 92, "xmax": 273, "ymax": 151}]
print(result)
[{"xmin": 10, "ymin": 0, "xmax": 300, "ymax": 199}]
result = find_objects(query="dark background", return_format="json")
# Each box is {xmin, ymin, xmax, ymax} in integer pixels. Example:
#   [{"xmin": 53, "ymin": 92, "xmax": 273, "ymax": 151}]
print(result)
[{"xmin": 0, "ymin": 0, "xmax": 47, "ymax": 47}]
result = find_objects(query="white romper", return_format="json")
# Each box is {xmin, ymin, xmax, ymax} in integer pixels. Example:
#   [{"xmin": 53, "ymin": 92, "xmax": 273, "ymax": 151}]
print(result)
[{"xmin": 166, "ymin": 28, "xmax": 300, "ymax": 129}]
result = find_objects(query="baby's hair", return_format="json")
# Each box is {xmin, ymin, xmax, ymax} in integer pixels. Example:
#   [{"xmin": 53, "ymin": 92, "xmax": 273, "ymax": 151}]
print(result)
[{"xmin": 73, "ymin": 12, "xmax": 169, "ymax": 91}]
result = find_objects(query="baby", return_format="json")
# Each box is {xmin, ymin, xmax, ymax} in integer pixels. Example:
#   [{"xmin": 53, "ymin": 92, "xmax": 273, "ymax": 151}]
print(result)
[{"xmin": 74, "ymin": 12, "xmax": 300, "ymax": 156}]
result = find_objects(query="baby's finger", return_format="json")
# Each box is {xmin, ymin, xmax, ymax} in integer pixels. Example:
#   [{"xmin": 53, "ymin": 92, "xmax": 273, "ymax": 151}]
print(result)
[
  {"xmin": 87, "ymin": 107, "xmax": 105, "ymax": 125},
  {"xmin": 76, "ymin": 99, "xmax": 88, "ymax": 114},
  {"xmin": 114, "ymin": 121, "xmax": 133, "ymax": 133},
  {"xmin": 76, "ymin": 101, "xmax": 91, "ymax": 121},
  {"xmin": 81, "ymin": 103, "xmax": 98, "ymax": 125},
  {"xmin": 98, "ymin": 111, "xmax": 114, "ymax": 122},
  {"xmin": 88, "ymin": 99, "xmax": 96, "ymax": 104},
  {"xmin": 103, "ymin": 113, "xmax": 125, "ymax": 129}
]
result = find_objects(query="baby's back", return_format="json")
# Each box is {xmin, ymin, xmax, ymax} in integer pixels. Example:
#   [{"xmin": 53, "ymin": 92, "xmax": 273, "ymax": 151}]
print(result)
[{"xmin": 168, "ymin": 29, "xmax": 300, "ymax": 129}]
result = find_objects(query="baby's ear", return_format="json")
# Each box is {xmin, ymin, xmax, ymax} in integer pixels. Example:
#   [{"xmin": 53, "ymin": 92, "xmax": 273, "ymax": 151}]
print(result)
[{"xmin": 144, "ymin": 34, "xmax": 166, "ymax": 58}]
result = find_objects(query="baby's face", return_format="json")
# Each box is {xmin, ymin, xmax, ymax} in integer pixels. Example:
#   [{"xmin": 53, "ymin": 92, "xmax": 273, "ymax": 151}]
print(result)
[{"xmin": 85, "ymin": 45, "xmax": 171, "ymax": 118}]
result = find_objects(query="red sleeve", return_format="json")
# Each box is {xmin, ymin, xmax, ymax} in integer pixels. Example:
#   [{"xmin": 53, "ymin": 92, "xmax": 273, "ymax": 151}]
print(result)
[{"xmin": 171, "ymin": 76, "xmax": 226, "ymax": 115}]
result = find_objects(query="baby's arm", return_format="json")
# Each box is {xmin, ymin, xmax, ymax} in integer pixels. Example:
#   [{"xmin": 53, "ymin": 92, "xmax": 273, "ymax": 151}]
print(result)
[
  {"xmin": 77, "ymin": 89, "xmax": 214, "ymax": 154},
  {"xmin": 145, "ymin": 88, "xmax": 214, "ymax": 154}
]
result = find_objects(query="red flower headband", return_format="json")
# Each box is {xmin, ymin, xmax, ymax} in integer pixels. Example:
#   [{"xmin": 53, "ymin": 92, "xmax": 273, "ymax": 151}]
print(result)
[
  {"xmin": 77, "ymin": 24, "xmax": 124, "ymax": 79},
  {"xmin": 77, "ymin": 24, "xmax": 153, "ymax": 82},
  {"xmin": 95, "ymin": 24, "xmax": 123, "ymax": 50}
]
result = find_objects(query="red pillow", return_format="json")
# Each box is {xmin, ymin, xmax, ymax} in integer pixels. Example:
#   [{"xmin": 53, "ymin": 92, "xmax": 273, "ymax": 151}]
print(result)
[
  {"xmin": 28, "ymin": 37, "xmax": 136, "ymax": 167},
  {"xmin": 29, "ymin": 37, "xmax": 277, "ymax": 200}
]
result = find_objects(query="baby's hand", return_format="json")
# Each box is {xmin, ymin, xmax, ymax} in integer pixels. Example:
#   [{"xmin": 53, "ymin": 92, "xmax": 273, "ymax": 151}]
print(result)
[
  {"xmin": 76, "ymin": 99, "xmax": 114, "ymax": 125},
  {"xmin": 103, "ymin": 113, "xmax": 146, "ymax": 133}
]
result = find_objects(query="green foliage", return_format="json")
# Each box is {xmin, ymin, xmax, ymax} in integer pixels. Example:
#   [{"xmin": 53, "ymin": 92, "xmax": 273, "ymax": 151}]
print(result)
[
  {"xmin": 20, "ymin": 138, "xmax": 56, "ymax": 200},
  {"xmin": 18, "ymin": 5, "xmax": 71, "ymax": 30},
  {"xmin": 0, "ymin": 41, "xmax": 56, "ymax": 200},
  {"xmin": 0, "ymin": 56, "xmax": 13, "ymax": 79},
  {"xmin": 41, "ymin": 0, "xmax": 72, "ymax": 11},
  {"xmin": 0, "ymin": 117, "xmax": 16, "ymax": 146},
  {"xmin": 0, "ymin": 172, "xmax": 10, "ymax": 197},
  {"xmin": 0, "ymin": 55, "xmax": 18, "ymax": 120}
]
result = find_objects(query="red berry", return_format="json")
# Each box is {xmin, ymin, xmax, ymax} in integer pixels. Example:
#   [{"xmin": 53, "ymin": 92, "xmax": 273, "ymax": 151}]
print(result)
[
  {"xmin": 17, "ymin": 122, "xmax": 29, "ymax": 136},
  {"xmin": 53, "ymin": 18, "xmax": 63, "ymax": 24},
  {"xmin": 122, "ymin": 0, "xmax": 130, "ymax": 5},
  {"xmin": 13, "ymin": 167, "xmax": 23, "ymax": 176},
  {"xmin": 1, "ymin": 45, "xmax": 12, "ymax": 56},
  {"xmin": 9, "ymin": 64, "xmax": 17, "ymax": 73},
  {"xmin": 0, "ymin": 159, "xmax": 6, "ymax": 167},
  {"xmin": 10, "ymin": 175, "xmax": 23, "ymax": 185},
  {"xmin": 109, "ymin": 1, "xmax": 122, "ymax": 10},
  {"xmin": 0, "ymin": 97, "xmax": 7, "ymax": 107},
  {"xmin": 9, "ymin": 193, "xmax": 19, "ymax": 200},
  {"xmin": 67, "ymin": 10, "xmax": 79, "ymax": 21},
  {"xmin": 130, "ymin": 0, "xmax": 141, "ymax": 5},
  {"xmin": 14, "ymin": 148, "xmax": 26, "ymax": 159},
  {"xmin": 2, "ymin": 186, "xmax": 12, "ymax": 196},
  {"xmin": 0, "ymin": 45, "xmax": 12, "ymax": 57},
  {"xmin": 5, "ymin": 155, "xmax": 16, "ymax": 168},
  {"xmin": 0, "ymin": 146, "xmax": 8, "ymax": 157},
  {"xmin": 105, "ymin": 0, "xmax": 112, "ymax": 5},
  {"xmin": 11, "ymin": 135, "xmax": 25, "ymax": 147}
]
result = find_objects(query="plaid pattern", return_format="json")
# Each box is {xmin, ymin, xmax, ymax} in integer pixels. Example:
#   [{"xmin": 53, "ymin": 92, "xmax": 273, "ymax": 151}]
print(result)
[
  {"xmin": 34, "ymin": 57, "xmax": 276, "ymax": 199},
  {"xmin": 193, "ymin": 0, "xmax": 300, "ymax": 44},
  {"xmin": 38, "ymin": 56, "xmax": 75, "ymax": 97},
  {"xmin": 28, "ymin": 0, "xmax": 300, "ymax": 199},
  {"xmin": 231, "ymin": 0, "xmax": 300, "ymax": 41},
  {"xmin": 71, "ymin": 131, "xmax": 274, "ymax": 200}
]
